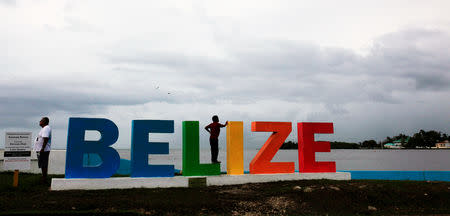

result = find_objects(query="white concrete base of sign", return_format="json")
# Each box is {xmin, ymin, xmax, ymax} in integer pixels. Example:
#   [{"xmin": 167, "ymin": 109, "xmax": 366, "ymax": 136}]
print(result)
[
  {"xmin": 207, "ymin": 172, "xmax": 351, "ymax": 186},
  {"xmin": 51, "ymin": 176, "xmax": 189, "ymax": 191},
  {"xmin": 51, "ymin": 172, "xmax": 350, "ymax": 191}
]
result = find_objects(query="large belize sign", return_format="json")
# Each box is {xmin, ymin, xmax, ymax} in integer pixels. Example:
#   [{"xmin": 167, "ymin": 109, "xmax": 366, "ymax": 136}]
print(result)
[{"xmin": 65, "ymin": 118, "xmax": 336, "ymax": 178}]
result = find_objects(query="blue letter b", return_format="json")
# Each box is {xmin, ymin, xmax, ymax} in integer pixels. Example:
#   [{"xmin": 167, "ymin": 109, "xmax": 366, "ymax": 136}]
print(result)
[{"xmin": 65, "ymin": 118, "xmax": 120, "ymax": 178}]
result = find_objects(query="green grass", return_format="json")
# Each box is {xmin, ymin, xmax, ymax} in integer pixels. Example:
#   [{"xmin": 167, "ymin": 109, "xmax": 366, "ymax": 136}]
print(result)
[{"xmin": 0, "ymin": 172, "xmax": 449, "ymax": 215}]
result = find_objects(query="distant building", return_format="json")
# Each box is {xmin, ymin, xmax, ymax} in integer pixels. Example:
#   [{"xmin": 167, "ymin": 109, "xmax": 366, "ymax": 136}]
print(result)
[
  {"xmin": 435, "ymin": 140, "xmax": 450, "ymax": 148},
  {"xmin": 384, "ymin": 138, "xmax": 409, "ymax": 149},
  {"xmin": 384, "ymin": 143, "xmax": 402, "ymax": 149}
]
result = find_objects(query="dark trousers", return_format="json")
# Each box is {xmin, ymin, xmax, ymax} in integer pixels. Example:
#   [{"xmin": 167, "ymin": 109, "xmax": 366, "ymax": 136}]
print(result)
[
  {"xmin": 37, "ymin": 151, "xmax": 50, "ymax": 169},
  {"xmin": 209, "ymin": 137, "xmax": 219, "ymax": 162}
]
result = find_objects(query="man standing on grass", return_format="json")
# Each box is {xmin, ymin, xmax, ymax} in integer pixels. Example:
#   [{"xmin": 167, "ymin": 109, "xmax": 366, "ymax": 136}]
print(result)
[
  {"xmin": 205, "ymin": 115, "xmax": 227, "ymax": 163},
  {"xmin": 34, "ymin": 117, "xmax": 52, "ymax": 184}
]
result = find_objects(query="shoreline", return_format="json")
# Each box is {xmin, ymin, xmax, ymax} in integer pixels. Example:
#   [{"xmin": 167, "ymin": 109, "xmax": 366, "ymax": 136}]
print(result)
[{"xmin": 2, "ymin": 149, "xmax": 450, "ymax": 176}]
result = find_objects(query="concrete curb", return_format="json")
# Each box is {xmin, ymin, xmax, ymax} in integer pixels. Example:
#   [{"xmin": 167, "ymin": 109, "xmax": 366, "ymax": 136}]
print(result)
[
  {"xmin": 51, "ymin": 176, "xmax": 189, "ymax": 191},
  {"xmin": 51, "ymin": 172, "xmax": 351, "ymax": 191},
  {"xmin": 207, "ymin": 172, "xmax": 351, "ymax": 186}
]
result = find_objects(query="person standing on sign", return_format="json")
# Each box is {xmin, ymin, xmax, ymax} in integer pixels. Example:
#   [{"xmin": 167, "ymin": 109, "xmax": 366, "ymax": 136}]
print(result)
[
  {"xmin": 34, "ymin": 117, "xmax": 52, "ymax": 184},
  {"xmin": 205, "ymin": 115, "xmax": 227, "ymax": 163}
]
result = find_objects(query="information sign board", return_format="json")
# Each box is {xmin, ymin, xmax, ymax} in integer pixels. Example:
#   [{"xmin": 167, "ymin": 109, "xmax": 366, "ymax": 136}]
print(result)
[{"xmin": 4, "ymin": 132, "xmax": 32, "ymax": 170}]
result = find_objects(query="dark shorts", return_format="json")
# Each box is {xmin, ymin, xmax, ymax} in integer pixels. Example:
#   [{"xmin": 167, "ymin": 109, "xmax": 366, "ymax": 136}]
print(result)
[{"xmin": 37, "ymin": 151, "xmax": 50, "ymax": 169}]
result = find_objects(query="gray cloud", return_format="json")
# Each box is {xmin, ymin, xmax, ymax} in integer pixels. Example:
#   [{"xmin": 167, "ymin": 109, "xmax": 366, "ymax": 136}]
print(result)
[
  {"xmin": 102, "ymin": 28, "xmax": 449, "ymax": 147},
  {"xmin": 1, "ymin": 22, "xmax": 449, "ymax": 148},
  {"xmin": 44, "ymin": 16, "xmax": 98, "ymax": 33},
  {"xmin": 103, "ymin": 28, "xmax": 450, "ymax": 107},
  {"xmin": 364, "ymin": 29, "xmax": 450, "ymax": 91},
  {"xmin": 0, "ymin": 81, "xmax": 168, "ymax": 128},
  {"xmin": 0, "ymin": 0, "xmax": 15, "ymax": 6}
]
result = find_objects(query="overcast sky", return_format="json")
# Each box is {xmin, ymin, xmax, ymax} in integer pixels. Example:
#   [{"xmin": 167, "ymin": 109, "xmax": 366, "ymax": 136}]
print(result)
[{"xmin": 2, "ymin": 0, "xmax": 449, "ymax": 149}]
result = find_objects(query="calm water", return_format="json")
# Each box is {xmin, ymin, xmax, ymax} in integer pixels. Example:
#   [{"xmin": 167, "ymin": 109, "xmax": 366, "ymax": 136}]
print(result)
[
  {"xmin": 1, "ymin": 149, "xmax": 449, "ymax": 174},
  {"xmin": 143, "ymin": 149, "xmax": 450, "ymax": 172}
]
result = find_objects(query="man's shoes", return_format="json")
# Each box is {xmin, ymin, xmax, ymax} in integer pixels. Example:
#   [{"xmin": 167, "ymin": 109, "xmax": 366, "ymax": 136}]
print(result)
[{"xmin": 212, "ymin": 161, "xmax": 221, "ymax": 164}]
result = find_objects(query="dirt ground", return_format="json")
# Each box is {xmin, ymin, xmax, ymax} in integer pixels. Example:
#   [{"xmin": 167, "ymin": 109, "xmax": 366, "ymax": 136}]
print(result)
[{"xmin": 0, "ymin": 172, "xmax": 449, "ymax": 215}]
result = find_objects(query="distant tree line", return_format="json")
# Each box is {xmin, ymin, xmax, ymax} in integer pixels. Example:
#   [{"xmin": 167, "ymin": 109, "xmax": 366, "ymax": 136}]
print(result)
[
  {"xmin": 384, "ymin": 130, "xmax": 448, "ymax": 149},
  {"xmin": 280, "ymin": 141, "xmax": 360, "ymax": 149},
  {"xmin": 331, "ymin": 141, "xmax": 360, "ymax": 149},
  {"xmin": 280, "ymin": 130, "xmax": 448, "ymax": 149},
  {"xmin": 280, "ymin": 141, "xmax": 298, "ymax": 149}
]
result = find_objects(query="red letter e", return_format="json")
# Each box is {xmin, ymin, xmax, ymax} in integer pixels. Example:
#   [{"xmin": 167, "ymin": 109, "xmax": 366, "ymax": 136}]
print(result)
[{"xmin": 298, "ymin": 122, "xmax": 336, "ymax": 173}]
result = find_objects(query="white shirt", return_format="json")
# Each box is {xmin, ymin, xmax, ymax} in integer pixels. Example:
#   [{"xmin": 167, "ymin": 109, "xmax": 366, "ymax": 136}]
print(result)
[{"xmin": 34, "ymin": 125, "xmax": 52, "ymax": 151}]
